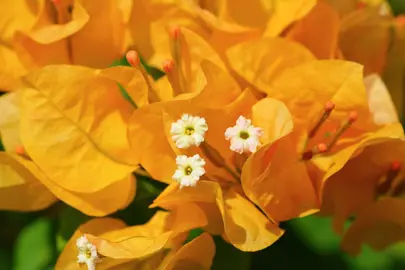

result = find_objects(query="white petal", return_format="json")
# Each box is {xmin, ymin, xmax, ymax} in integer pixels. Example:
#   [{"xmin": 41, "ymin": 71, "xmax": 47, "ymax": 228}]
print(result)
[
  {"xmin": 192, "ymin": 133, "xmax": 204, "ymax": 145},
  {"xmin": 176, "ymin": 155, "xmax": 188, "ymax": 165},
  {"xmin": 192, "ymin": 167, "xmax": 205, "ymax": 177},
  {"xmin": 173, "ymin": 170, "xmax": 184, "ymax": 181},
  {"xmin": 230, "ymin": 138, "xmax": 244, "ymax": 154},
  {"xmin": 236, "ymin": 116, "xmax": 251, "ymax": 127},
  {"xmin": 225, "ymin": 126, "xmax": 239, "ymax": 139},
  {"xmin": 181, "ymin": 114, "xmax": 191, "ymax": 121},
  {"xmin": 77, "ymin": 254, "xmax": 87, "ymax": 263}
]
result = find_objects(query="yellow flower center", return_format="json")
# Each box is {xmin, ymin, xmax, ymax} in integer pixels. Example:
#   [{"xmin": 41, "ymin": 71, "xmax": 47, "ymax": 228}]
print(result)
[
  {"xmin": 239, "ymin": 131, "xmax": 250, "ymax": 140},
  {"xmin": 85, "ymin": 249, "xmax": 92, "ymax": 259},
  {"xmin": 185, "ymin": 126, "xmax": 195, "ymax": 135},
  {"xmin": 185, "ymin": 166, "xmax": 193, "ymax": 175}
]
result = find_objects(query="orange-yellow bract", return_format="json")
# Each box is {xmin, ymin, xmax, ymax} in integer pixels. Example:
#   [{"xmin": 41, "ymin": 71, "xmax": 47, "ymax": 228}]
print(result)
[
  {"xmin": 125, "ymin": 55, "xmax": 299, "ymax": 251},
  {"xmin": 227, "ymin": 36, "xmax": 403, "ymax": 173},
  {"xmin": 56, "ymin": 210, "xmax": 215, "ymax": 269},
  {"xmin": 225, "ymin": 38, "xmax": 405, "ymax": 256},
  {"xmin": 124, "ymin": 0, "xmax": 316, "ymax": 68},
  {"xmin": 0, "ymin": 64, "xmax": 148, "ymax": 216},
  {"xmin": 0, "ymin": 0, "xmax": 128, "ymax": 92},
  {"xmin": 318, "ymin": 74, "xmax": 405, "ymax": 254},
  {"xmin": 124, "ymin": 33, "xmax": 403, "ymax": 251},
  {"xmin": 285, "ymin": 0, "xmax": 394, "ymax": 75}
]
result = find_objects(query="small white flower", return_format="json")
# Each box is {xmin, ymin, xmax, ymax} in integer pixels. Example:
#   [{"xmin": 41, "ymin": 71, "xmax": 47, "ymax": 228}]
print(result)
[
  {"xmin": 76, "ymin": 235, "xmax": 100, "ymax": 270},
  {"xmin": 171, "ymin": 114, "xmax": 208, "ymax": 149},
  {"xmin": 173, "ymin": 154, "xmax": 206, "ymax": 188},
  {"xmin": 225, "ymin": 116, "xmax": 263, "ymax": 154}
]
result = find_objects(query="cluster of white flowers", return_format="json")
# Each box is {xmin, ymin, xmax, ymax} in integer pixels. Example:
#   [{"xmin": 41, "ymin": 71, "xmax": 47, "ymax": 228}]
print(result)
[
  {"xmin": 76, "ymin": 235, "xmax": 100, "ymax": 270},
  {"xmin": 170, "ymin": 114, "xmax": 263, "ymax": 187}
]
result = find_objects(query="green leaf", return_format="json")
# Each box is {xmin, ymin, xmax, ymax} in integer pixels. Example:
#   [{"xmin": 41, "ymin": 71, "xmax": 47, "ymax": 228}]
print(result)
[
  {"xmin": 0, "ymin": 247, "xmax": 12, "ymax": 270},
  {"xmin": 0, "ymin": 138, "xmax": 4, "ymax": 151},
  {"xmin": 185, "ymin": 228, "xmax": 204, "ymax": 244},
  {"xmin": 117, "ymin": 83, "xmax": 137, "ymax": 109},
  {"xmin": 113, "ymin": 175, "xmax": 166, "ymax": 226},
  {"xmin": 110, "ymin": 53, "xmax": 165, "ymax": 108},
  {"xmin": 288, "ymin": 215, "xmax": 342, "ymax": 254},
  {"xmin": 110, "ymin": 55, "xmax": 137, "ymax": 108},
  {"xmin": 344, "ymin": 246, "xmax": 394, "ymax": 270},
  {"xmin": 134, "ymin": 174, "xmax": 166, "ymax": 202},
  {"xmin": 389, "ymin": 0, "xmax": 405, "ymax": 16},
  {"xmin": 56, "ymin": 206, "xmax": 89, "ymax": 253},
  {"xmin": 387, "ymin": 242, "xmax": 405, "ymax": 263},
  {"xmin": 139, "ymin": 57, "xmax": 165, "ymax": 80},
  {"xmin": 110, "ymin": 55, "xmax": 131, "ymax": 67},
  {"xmin": 211, "ymin": 236, "xmax": 251, "ymax": 270},
  {"xmin": 13, "ymin": 218, "xmax": 55, "ymax": 270}
]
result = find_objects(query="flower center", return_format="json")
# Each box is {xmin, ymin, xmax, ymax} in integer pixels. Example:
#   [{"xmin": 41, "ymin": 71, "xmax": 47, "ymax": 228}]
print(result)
[
  {"xmin": 239, "ymin": 131, "xmax": 250, "ymax": 140},
  {"xmin": 185, "ymin": 126, "xmax": 195, "ymax": 135},
  {"xmin": 184, "ymin": 166, "xmax": 193, "ymax": 175},
  {"xmin": 85, "ymin": 249, "xmax": 92, "ymax": 259}
]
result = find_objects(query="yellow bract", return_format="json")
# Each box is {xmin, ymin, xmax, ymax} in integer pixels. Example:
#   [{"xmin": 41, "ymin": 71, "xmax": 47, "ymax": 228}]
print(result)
[
  {"xmin": 56, "ymin": 211, "xmax": 215, "ymax": 269},
  {"xmin": 14, "ymin": 0, "xmax": 125, "ymax": 69},
  {"xmin": 226, "ymin": 38, "xmax": 315, "ymax": 94},
  {"xmin": 152, "ymin": 181, "xmax": 284, "ymax": 251},
  {"xmin": 265, "ymin": 60, "xmax": 369, "ymax": 127},
  {"xmin": 0, "ymin": 152, "xmax": 57, "ymax": 211},
  {"xmin": 0, "ymin": 151, "xmax": 136, "ymax": 216},
  {"xmin": 0, "ymin": 0, "xmax": 38, "ymax": 91},
  {"xmin": 0, "ymin": 0, "xmax": 128, "ymax": 92},
  {"xmin": 338, "ymin": 4, "xmax": 393, "ymax": 75},
  {"xmin": 20, "ymin": 65, "xmax": 139, "ymax": 193},
  {"xmin": 285, "ymin": 1, "xmax": 340, "ymax": 60},
  {"xmin": 0, "ymin": 92, "xmax": 22, "ymax": 151},
  {"xmin": 242, "ymin": 135, "xmax": 320, "ymax": 223}
]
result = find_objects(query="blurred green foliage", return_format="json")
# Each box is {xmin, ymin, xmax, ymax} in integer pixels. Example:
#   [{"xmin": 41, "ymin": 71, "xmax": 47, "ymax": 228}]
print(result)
[
  {"xmin": 212, "ymin": 236, "xmax": 252, "ymax": 270},
  {"xmin": 13, "ymin": 218, "xmax": 56, "ymax": 270},
  {"xmin": 389, "ymin": 0, "xmax": 405, "ymax": 16}
]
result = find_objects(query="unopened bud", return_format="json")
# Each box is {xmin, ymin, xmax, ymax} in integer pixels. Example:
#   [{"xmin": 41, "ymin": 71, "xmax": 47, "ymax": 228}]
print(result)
[
  {"xmin": 15, "ymin": 146, "xmax": 25, "ymax": 155},
  {"xmin": 391, "ymin": 161, "xmax": 402, "ymax": 172},
  {"xmin": 317, "ymin": 143, "xmax": 327, "ymax": 153},
  {"xmin": 126, "ymin": 50, "xmax": 140, "ymax": 67},
  {"xmin": 348, "ymin": 111, "xmax": 358, "ymax": 124},
  {"xmin": 324, "ymin": 101, "xmax": 335, "ymax": 112},
  {"xmin": 162, "ymin": 59, "xmax": 175, "ymax": 73},
  {"xmin": 170, "ymin": 26, "xmax": 181, "ymax": 40}
]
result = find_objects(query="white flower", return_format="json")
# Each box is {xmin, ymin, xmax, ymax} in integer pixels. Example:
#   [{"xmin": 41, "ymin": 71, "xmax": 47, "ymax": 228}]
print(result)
[
  {"xmin": 76, "ymin": 235, "xmax": 100, "ymax": 270},
  {"xmin": 225, "ymin": 116, "xmax": 263, "ymax": 154},
  {"xmin": 171, "ymin": 114, "xmax": 208, "ymax": 149},
  {"xmin": 173, "ymin": 154, "xmax": 206, "ymax": 188}
]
